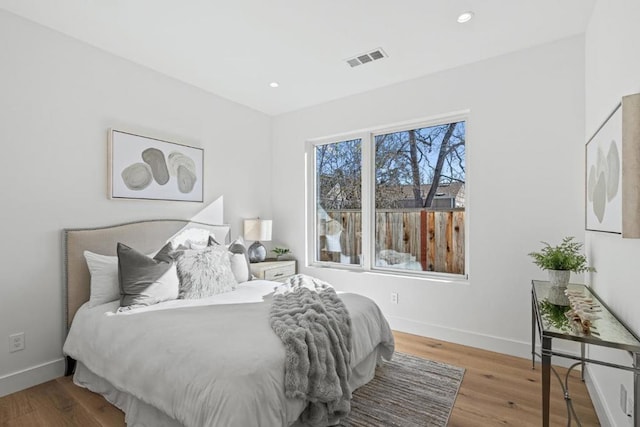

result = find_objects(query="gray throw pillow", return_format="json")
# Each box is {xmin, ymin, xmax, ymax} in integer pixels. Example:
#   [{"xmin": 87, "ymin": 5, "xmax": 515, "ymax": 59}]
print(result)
[
  {"xmin": 117, "ymin": 242, "xmax": 179, "ymax": 310},
  {"xmin": 175, "ymin": 245, "xmax": 237, "ymax": 299}
]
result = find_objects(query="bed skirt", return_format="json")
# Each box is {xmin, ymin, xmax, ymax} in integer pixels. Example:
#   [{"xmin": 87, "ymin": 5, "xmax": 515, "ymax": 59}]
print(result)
[{"xmin": 74, "ymin": 345, "xmax": 388, "ymax": 427}]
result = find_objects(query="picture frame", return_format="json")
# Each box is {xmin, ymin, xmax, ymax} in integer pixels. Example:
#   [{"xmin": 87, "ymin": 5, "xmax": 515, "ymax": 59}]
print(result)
[
  {"xmin": 585, "ymin": 93, "xmax": 640, "ymax": 237},
  {"xmin": 108, "ymin": 129, "xmax": 204, "ymax": 202}
]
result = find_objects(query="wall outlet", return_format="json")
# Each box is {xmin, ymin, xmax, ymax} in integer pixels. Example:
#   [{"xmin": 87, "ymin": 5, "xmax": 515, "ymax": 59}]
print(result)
[
  {"xmin": 391, "ymin": 292, "xmax": 399, "ymax": 304},
  {"xmin": 9, "ymin": 332, "xmax": 25, "ymax": 353}
]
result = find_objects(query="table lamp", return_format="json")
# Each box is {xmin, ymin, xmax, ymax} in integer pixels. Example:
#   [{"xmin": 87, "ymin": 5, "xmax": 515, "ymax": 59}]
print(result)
[{"xmin": 244, "ymin": 218, "xmax": 272, "ymax": 262}]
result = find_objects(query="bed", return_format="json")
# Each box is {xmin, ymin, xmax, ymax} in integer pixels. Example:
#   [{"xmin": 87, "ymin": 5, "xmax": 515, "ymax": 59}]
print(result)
[{"xmin": 62, "ymin": 219, "xmax": 395, "ymax": 427}]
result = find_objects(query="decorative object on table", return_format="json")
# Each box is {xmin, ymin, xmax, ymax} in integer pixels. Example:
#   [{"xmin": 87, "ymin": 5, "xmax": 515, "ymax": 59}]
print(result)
[
  {"xmin": 528, "ymin": 237, "xmax": 595, "ymax": 306},
  {"xmin": 108, "ymin": 129, "xmax": 203, "ymax": 202},
  {"xmin": 564, "ymin": 289, "xmax": 602, "ymax": 335},
  {"xmin": 586, "ymin": 92, "xmax": 640, "ymax": 237},
  {"xmin": 272, "ymin": 247, "xmax": 294, "ymax": 261},
  {"xmin": 244, "ymin": 218, "xmax": 272, "ymax": 262}
]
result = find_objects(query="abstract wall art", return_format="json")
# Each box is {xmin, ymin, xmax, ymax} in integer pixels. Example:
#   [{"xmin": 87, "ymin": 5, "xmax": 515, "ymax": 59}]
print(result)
[
  {"xmin": 586, "ymin": 104, "xmax": 622, "ymax": 233},
  {"xmin": 586, "ymin": 93, "xmax": 640, "ymax": 238},
  {"xmin": 108, "ymin": 129, "xmax": 204, "ymax": 202}
]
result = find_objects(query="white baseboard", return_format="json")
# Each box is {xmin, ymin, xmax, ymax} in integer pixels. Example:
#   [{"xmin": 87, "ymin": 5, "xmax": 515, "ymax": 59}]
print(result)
[
  {"xmin": 0, "ymin": 358, "xmax": 65, "ymax": 398},
  {"xmin": 584, "ymin": 366, "xmax": 613, "ymax": 427},
  {"xmin": 387, "ymin": 315, "xmax": 580, "ymax": 368}
]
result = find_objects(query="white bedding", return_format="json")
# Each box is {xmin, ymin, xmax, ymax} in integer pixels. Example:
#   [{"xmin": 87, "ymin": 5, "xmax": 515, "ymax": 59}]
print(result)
[{"xmin": 63, "ymin": 280, "xmax": 394, "ymax": 427}]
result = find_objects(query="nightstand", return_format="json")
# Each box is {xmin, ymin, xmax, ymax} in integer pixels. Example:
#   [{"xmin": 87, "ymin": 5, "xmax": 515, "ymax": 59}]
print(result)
[{"xmin": 250, "ymin": 260, "xmax": 296, "ymax": 282}]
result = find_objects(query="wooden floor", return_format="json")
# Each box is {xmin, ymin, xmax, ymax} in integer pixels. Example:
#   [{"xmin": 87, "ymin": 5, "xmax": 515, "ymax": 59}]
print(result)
[
  {"xmin": 0, "ymin": 331, "xmax": 599, "ymax": 426},
  {"xmin": 394, "ymin": 331, "xmax": 599, "ymax": 426}
]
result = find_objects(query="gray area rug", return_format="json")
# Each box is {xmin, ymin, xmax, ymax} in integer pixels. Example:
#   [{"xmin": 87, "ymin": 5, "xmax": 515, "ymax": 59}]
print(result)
[{"xmin": 340, "ymin": 352, "xmax": 465, "ymax": 427}]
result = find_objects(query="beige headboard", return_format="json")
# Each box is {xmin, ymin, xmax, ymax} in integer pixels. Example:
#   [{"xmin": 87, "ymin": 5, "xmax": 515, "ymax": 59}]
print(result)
[{"xmin": 64, "ymin": 220, "xmax": 230, "ymax": 329}]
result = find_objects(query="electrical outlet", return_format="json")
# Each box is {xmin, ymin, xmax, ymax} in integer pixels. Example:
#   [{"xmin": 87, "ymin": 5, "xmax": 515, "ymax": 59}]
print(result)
[
  {"xmin": 9, "ymin": 332, "xmax": 25, "ymax": 353},
  {"xmin": 391, "ymin": 292, "xmax": 398, "ymax": 304},
  {"xmin": 620, "ymin": 384, "xmax": 628, "ymax": 414}
]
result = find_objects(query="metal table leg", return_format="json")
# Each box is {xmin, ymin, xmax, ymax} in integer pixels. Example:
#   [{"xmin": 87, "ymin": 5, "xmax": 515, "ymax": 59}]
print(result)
[
  {"xmin": 532, "ymin": 294, "xmax": 536, "ymax": 369},
  {"xmin": 581, "ymin": 342, "xmax": 585, "ymax": 381},
  {"xmin": 542, "ymin": 336, "xmax": 552, "ymax": 427}
]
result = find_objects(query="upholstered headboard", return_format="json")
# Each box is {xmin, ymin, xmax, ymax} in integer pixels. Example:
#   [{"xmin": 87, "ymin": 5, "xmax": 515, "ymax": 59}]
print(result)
[{"xmin": 64, "ymin": 220, "xmax": 230, "ymax": 329}]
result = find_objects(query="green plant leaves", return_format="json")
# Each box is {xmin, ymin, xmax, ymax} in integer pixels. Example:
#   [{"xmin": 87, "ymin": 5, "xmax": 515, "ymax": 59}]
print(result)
[{"xmin": 528, "ymin": 236, "xmax": 595, "ymax": 273}]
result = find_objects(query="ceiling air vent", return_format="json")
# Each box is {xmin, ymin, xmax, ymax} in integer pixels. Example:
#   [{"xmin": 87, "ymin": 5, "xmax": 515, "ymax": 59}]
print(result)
[{"xmin": 345, "ymin": 48, "xmax": 387, "ymax": 68}]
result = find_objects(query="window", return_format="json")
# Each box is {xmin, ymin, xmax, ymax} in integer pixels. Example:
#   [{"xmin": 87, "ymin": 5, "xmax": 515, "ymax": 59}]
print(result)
[
  {"xmin": 314, "ymin": 139, "xmax": 362, "ymax": 265},
  {"xmin": 374, "ymin": 122, "xmax": 466, "ymax": 274},
  {"xmin": 310, "ymin": 115, "xmax": 467, "ymax": 278}
]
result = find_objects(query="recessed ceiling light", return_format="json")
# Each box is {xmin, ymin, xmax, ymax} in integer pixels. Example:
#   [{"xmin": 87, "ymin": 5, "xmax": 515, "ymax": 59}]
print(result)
[
  {"xmin": 457, "ymin": 11, "xmax": 474, "ymax": 23},
  {"xmin": 269, "ymin": 82, "xmax": 279, "ymax": 88}
]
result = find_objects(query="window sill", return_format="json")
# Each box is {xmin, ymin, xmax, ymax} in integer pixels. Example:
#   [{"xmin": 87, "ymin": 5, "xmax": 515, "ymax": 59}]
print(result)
[{"xmin": 306, "ymin": 262, "xmax": 469, "ymax": 286}]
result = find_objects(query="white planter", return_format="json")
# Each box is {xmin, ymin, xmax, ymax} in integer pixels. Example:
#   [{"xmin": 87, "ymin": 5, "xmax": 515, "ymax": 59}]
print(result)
[
  {"xmin": 548, "ymin": 270, "xmax": 570, "ymax": 287},
  {"xmin": 546, "ymin": 270, "xmax": 570, "ymax": 305},
  {"xmin": 547, "ymin": 284, "xmax": 570, "ymax": 306}
]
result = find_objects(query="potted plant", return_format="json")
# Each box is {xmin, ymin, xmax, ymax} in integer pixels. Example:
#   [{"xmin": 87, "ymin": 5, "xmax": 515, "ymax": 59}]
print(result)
[
  {"xmin": 528, "ymin": 236, "xmax": 595, "ymax": 287},
  {"xmin": 272, "ymin": 247, "xmax": 293, "ymax": 261}
]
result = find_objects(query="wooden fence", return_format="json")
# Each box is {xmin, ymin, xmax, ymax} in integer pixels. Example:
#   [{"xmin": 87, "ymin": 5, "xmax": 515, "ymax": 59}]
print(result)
[{"xmin": 321, "ymin": 208, "xmax": 465, "ymax": 274}]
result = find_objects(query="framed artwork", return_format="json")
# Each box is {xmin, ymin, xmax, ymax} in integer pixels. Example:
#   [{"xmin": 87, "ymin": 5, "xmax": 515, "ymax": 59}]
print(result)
[
  {"xmin": 108, "ymin": 129, "xmax": 204, "ymax": 202},
  {"xmin": 586, "ymin": 93, "xmax": 640, "ymax": 237}
]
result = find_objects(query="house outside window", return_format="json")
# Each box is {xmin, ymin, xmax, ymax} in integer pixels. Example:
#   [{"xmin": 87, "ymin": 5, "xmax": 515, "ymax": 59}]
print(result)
[{"xmin": 309, "ymin": 113, "xmax": 467, "ymax": 278}]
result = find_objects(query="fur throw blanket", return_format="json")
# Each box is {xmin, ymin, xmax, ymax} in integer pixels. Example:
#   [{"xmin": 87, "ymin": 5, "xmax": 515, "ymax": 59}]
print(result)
[{"xmin": 270, "ymin": 274, "xmax": 352, "ymax": 427}]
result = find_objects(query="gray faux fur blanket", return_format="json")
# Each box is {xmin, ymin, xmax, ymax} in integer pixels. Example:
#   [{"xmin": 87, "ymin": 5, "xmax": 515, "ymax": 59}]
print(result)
[{"xmin": 270, "ymin": 274, "xmax": 352, "ymax": 427}]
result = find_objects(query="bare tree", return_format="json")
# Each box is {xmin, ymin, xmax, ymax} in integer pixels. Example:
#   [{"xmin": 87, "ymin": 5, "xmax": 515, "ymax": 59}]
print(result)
[
  {"xmin": 317, "ymin": 122, "xmax": 465, "ymax": 211},
  {"xmin": 408, "ymin": 130, "xmax": 422, "ymax": 207},
  {"xmin": 423, "ymin": 124, "xmax": 454, "ymax": 208},
  {"xmin": 316, "ymin": 140, "xmax": 362, "ymax": 210}
]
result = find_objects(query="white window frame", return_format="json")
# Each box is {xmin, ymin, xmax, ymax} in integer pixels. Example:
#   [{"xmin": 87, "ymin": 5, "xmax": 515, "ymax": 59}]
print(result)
[
  {"xmin": 306, "ymin": 110, "xmax": 470, "ymax": 280},
  {"xmin": 306, "ymin": 132, "xmax": 368, "ymax": 271}
]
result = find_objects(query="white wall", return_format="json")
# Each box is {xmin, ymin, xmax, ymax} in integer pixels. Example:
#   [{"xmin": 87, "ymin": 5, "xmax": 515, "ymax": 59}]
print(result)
[
  {"xmin": 273, "ymin": 37, "xmax": 586, "ymax": 357},
  {"xmin": 584, "ymin": 0, "xmax": 640, "ymax": 425},
  {"xmin": 0, "ymin": 10, "xmax": 272, "ymax": 396}
]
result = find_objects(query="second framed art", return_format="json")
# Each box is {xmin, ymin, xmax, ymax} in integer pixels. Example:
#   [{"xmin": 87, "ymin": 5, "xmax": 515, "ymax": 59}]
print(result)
[
  {"xmin": 586, "ymin": 93, "xmax": 640, "ymax": 237},
  {"xmin": 108, "ymin": 129, "xmax": 204, "ymax": 202}
]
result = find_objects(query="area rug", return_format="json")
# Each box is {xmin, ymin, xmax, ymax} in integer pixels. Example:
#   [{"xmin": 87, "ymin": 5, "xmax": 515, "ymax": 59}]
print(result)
[{"xmin": 340, "ymin": 352, "xmax": 465, "ymax": 427}]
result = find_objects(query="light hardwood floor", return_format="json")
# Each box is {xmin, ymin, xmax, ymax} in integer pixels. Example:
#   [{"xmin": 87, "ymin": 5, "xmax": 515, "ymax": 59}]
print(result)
[
  {"xmin": 0, "ymin": 331, "xmax": 599, "ymax": 426},
  {"xmin": 394, "ymin": 331, "xmax": 599, "ymax": 426}
]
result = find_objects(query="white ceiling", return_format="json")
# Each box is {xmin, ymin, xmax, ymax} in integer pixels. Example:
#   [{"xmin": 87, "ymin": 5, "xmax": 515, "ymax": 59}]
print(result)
[{"xmin": 0, "ymin": 0, "xmax": 596, "ymax": 116}]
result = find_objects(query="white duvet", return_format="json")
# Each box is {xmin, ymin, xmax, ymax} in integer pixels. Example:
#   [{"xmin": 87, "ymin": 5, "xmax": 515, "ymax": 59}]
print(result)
[{"xmin": 63, "ymin": 280, "xmax": 394, "ymax": 427}]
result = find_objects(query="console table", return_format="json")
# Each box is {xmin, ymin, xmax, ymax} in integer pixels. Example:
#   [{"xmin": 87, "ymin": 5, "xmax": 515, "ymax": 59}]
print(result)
[{"xmin": 531, "ymin": 280, "xmax": 640, "ymax": 426}]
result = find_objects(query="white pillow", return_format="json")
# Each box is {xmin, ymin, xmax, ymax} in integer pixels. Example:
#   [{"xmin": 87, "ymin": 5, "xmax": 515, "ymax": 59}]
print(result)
[
  {"xmin": 226, "ymin": 237, "xmax": 252, "ymax": 283},
  {"xmin": 84, "ymin": 251, "xmax": 120, "ymax": 307},
  {"xmin": 84, "ymin": 248, "xmax": 157, "ymax": 307},
  {"xmin": 229, "ymin": 253, "xmax": 251, "ymax": 283}
]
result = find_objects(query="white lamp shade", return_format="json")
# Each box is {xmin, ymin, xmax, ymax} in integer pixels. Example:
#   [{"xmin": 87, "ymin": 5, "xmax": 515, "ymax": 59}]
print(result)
[{"xmin": 244, "ymin": 219, "xmax": 272, "ymax": 241}]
